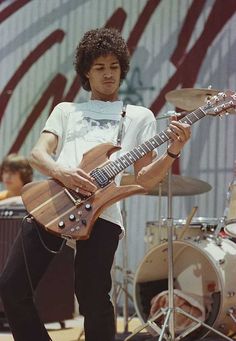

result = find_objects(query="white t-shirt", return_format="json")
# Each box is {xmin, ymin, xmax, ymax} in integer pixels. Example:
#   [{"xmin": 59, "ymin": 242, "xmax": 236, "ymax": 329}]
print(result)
[{"xmin": 42, "ymin": 100, "xmax": 157, "ymax": 231}]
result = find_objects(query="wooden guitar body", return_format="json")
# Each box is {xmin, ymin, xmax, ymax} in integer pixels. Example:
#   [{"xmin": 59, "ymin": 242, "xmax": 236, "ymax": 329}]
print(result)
[{"xmin": 22, "ymin": 143, "xmax": 146, "ymax": 240}]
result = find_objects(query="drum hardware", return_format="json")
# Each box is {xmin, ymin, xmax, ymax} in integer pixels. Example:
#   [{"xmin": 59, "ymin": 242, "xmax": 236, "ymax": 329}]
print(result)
[
  {"xmin": 156, "ymin": 111, "xmax": 174, "ymax": 120},
  {"xmin": 124, "ymin": 146, "xmax": 181, "ymax": 339},
  {"xmin": 126, "ymin": 160, "xmax": 234, "ymax": 339},
  {"xmin": 214, "ymin": 217, "xmax": 225, "ymax": 238},
  {"xmin": 215, "ymin": 237, "xmax": 223, "ymax": 247},
  {"xmin": 125, "ymin": 158, "xmax": 179, "ymax": 340},
  {"xmin": 172, "ymin": 307, "xmax": 234, "ymax": 341},
  {"xmin": 192, "ymin": 235, "xmax": 201, "ymax": 243},
  {"xmin": 224, "ymin": 163, "xmax": 236, "ymax": 238},
  {"xmin": 228, "ymin": 308, "xmax": 236, "ymax": 323},
  {"xmin": 165, "ymin": 87, "xmax": 220, "ymax": 111},
  {"xmin": 157, "ymin": 180, "xmax": 163, "ymax": 245},
  {"xmin": 145, "ymin": 216, "xmax": 220, "ymax": 250},
  {"xmin": 227, "ymin": 292, "xmax": 235, "ymax": 298},
  {"xmin": 218, "ymin": 258, "xmax": 225, "ymax": 265},
  {"xmin": 131, "ymin": 239, "xmax": 236, "ymax": 341}
]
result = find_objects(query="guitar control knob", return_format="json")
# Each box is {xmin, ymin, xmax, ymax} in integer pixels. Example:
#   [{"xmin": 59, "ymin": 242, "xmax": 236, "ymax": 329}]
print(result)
[
  {"xmin": 85, "ymin": 203, "xmax": 92, "ymax": 211},
  {"xmin": 81, "ymin": 219, "xmax": 87, "ymax": 225},
  {"xmin": 69, "ymin": 214, "xmax": 76, "ymax": 221},
  {"xmin": 58, "ymin": 221, "xmax": 65, "ymax": 229}
]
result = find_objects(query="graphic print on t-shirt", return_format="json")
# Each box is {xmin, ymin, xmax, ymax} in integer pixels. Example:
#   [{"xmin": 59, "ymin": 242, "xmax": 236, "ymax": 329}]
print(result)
[{"xmin": 75, "ymin": 117, "xmax": 120, "ymax": 144}]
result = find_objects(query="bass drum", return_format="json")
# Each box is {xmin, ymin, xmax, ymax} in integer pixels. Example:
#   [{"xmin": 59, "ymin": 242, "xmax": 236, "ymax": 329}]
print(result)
[{"xmin": 133, "ymin": 238, "xmax": 236, "ymax": 339}]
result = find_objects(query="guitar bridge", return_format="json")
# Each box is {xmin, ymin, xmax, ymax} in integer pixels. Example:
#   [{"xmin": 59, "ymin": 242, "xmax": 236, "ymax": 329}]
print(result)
[
  {"xmin": 75, "ymin": 198, "xmax": 82, "ymax": 205},
  {"xmin": 64, "ymin": 188, "xmax": 82, "ymax": 205}
]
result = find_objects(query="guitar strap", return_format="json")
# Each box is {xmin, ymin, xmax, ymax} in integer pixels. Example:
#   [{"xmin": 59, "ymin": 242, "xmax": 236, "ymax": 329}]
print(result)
[{"xmin": 116, "ymin": 104, "xmax": 127, "ymax": 146}]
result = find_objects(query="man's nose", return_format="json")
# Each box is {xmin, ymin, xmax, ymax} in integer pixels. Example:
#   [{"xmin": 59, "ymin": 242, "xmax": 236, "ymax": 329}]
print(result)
[{"xmin": 104, "ymin": 69, "xmax": 112, "ymax": 78}]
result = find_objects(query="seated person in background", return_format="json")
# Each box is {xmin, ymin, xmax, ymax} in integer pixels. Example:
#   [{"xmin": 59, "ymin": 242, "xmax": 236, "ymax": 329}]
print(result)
[{"xmin": 0, "ymin": 154, "xmax": 33, "ymax": 203}]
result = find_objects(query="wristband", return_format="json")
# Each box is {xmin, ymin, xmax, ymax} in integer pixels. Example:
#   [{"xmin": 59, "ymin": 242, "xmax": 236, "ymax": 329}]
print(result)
[{"xmin": 167, "ymin": 149, "xmax": 181, "ymax": 159}]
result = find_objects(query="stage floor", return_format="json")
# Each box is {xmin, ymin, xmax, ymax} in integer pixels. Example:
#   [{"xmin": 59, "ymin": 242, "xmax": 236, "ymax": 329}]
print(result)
[
  {"xmin": 0, "ymin": 316, "xmax": 148, "ymax": 341},
  {"xmin": 0, "ymin": 316, "xmax": 235, "ymax": 341}
]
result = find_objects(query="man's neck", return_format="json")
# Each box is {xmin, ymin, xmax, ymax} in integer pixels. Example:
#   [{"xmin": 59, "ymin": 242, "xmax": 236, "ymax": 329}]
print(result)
[{"xmin": 90, "ymin": 93, "xmax": 119, "ymax": 102}]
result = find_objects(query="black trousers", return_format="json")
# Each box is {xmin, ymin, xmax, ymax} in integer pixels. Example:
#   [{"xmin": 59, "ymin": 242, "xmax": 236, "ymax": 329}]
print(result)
[{"xmin": 0, "ymin": 217, "xmax": 121, "ymax": 341}]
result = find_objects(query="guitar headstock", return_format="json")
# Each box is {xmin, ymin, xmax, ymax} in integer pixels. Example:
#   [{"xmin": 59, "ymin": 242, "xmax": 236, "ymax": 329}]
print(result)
[{"xmin": 203, "ymin": 90, "xmax": 236, "ymax": 117}]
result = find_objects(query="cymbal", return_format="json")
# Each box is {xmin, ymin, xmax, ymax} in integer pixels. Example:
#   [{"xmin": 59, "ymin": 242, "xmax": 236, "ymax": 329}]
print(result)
[
  {"xmin": 165, "ymin": 88, "xmax": 219, "ymax": 111},
  {"xmin": 120, "ymin": 174, "xmax": 212, "ymax": 196}
]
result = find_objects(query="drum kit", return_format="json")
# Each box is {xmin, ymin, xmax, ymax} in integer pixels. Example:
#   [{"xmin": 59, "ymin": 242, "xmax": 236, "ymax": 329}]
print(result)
[{"xmin": 114, "ymin": 88, "xmax": 236, "ymax": 341}]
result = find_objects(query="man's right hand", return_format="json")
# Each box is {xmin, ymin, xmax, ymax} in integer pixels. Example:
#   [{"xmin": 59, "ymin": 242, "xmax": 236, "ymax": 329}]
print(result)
[{"xmin": 53, "ymin": 167, "xmax": 97, "ymax": 196}]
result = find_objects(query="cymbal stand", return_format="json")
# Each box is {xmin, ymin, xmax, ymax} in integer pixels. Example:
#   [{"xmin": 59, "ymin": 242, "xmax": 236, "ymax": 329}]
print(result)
[
  {"xmin": 121, "ymin": 198, "xmax": 129, "ymax": 333},
  {"xmin": 157, "ymin": 182, "xmax": 163, "ymax": 245},
  {"xmin": 214, "ymin": 216, "xmax": 226, "ymax": 239},
  {"xmin": 160, "ymin": 172, "xmax": 233, "ymax": 340},
  {"xmin": 124, "ymin": 165, "xmax": 177, "ymax": 341}
]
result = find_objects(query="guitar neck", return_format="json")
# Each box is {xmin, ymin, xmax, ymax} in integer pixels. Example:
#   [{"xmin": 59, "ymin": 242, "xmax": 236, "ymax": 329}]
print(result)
[{"xmin": 99, "ymin": 107, "xmax": 206, "ymax": 180}]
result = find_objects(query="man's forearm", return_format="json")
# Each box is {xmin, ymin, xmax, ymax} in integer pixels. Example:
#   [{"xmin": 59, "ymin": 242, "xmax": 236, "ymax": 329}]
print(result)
[
  {"xmin": 29, "ymin": 148, "xmax": 63, "ymax": 180},
  {"xmin": 136, "ymin": 152, "xmax": 177, "ymax": 190}
]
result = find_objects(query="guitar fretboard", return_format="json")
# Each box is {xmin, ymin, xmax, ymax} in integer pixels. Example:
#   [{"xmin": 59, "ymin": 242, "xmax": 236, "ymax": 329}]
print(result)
[{"xmin": 91, "ymin": 106, "xmax": 207, "ymax": 186}]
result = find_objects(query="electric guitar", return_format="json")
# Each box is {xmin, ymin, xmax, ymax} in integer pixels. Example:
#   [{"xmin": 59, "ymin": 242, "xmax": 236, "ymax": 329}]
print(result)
[{"xmin": 21, "ymin": 90, "xmax": 236, "ymax": 240}]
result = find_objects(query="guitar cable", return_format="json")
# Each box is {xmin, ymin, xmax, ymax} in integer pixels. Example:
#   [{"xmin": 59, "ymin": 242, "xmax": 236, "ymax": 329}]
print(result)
[{"xmin": 19, "ymin": 214, "xmax": 66, "ymax": 340}]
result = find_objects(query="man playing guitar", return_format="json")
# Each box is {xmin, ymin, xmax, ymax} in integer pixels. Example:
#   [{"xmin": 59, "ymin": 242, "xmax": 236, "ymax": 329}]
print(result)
[{"xmin": 0, "ymin": 28, "xmax": 190, "ymax": 341}]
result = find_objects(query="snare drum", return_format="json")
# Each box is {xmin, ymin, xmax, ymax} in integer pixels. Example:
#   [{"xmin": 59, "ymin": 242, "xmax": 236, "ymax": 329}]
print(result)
[
  {"xmin": 134, "ymin": 238, "xmax": 236, "ymax": 339},
  {"xmin": 224, "ymin": 182, "xmax": 236, "ymax": 238},
  {"xmin": 145, "ymin": 217, "xmax": 219, "ymax": 249}
]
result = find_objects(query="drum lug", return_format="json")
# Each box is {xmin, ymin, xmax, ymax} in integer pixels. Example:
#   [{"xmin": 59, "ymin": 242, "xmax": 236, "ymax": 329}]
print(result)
[
  {"xmin": 214, "ymin": 236, "xmax": 223, "ymax": 246},
  {"xmin": 227, "ymin": 307, "xmax": 236, "ymax": 323},
  {"xmin": 193, "ymin": 235, "xmax": 201, "ymax": 243},
  {"xmin": 227, "ymin": 291, "xmax": 235, "ymax": 298},
  {"xmin": 218, "ymin": 258, "xmax": 225, "ymax": 265}
]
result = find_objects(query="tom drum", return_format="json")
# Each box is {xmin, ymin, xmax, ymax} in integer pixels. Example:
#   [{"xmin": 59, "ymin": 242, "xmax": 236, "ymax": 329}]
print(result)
[{"xmin": 145, "ymin": 217, "xmax": 219, "ymax": 250}]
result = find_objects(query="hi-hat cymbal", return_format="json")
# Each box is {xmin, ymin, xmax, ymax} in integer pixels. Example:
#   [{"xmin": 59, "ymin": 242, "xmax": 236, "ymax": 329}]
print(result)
[
  {"xmin": 120, "ymin": 173, "xmax": 212, "ymax": 196},
  {"xmin": 165, "ymin": 88, "xmax": 219, "ymax": 111}
]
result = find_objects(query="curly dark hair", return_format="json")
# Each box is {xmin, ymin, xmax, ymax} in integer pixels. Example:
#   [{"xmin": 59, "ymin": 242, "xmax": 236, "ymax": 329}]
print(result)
[
  {"xmin": 74, "ymin": 27, "xmax": 130, "ymax": 91},
  {"xmin": 0, "ymin": 154, "xmax": 33, "ymax": 185}
]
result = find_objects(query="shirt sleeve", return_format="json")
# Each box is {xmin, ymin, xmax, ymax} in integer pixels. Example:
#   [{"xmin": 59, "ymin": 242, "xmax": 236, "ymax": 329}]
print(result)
[
  {"xmin": 41, "ymin": 103, "xmax": 67, "ymax": 157},
  {"xmin": 136, "ymin": 108, "xmax": 157, "ymax": 143}
]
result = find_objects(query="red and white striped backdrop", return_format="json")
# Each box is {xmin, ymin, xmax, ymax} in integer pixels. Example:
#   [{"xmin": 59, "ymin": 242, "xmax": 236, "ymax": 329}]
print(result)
[{"xmin": 1, "ymin": 0, "xmax": 236, "ymax": 270}]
